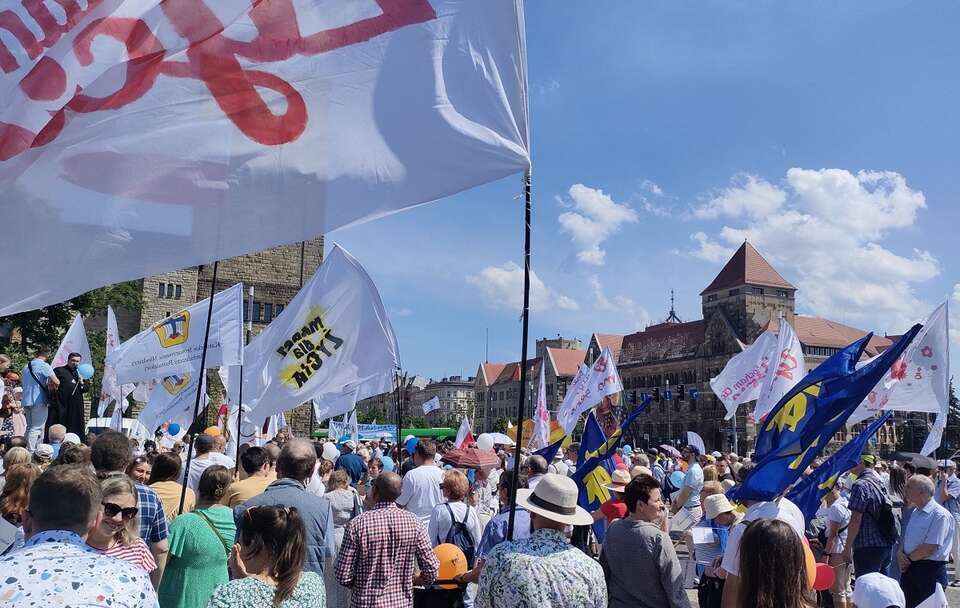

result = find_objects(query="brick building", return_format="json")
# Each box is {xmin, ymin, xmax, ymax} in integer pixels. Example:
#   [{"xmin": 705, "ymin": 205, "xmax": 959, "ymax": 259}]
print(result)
[
  {"xmin": 474, "ymin": 337, "xmax": 585, "ymax": 432},
  {"xmin": 597, "ymin": 242, "xmax": 900, "ymax": 454}
]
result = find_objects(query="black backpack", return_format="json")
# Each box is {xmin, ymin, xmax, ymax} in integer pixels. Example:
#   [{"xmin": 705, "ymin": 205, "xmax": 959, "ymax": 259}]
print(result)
[{"xmin": 442, "ymin": 503, "xmax": 476, "ymax": 568}]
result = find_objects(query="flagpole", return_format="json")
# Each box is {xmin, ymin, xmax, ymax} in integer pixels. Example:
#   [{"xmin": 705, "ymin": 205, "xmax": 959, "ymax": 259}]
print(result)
[
  {"xmin": 507, "ymin": 169, "xmax": 532, "ymax": 541},
  {"xmin": 234, "ymin": 286, "xmax": 253, "ymax": 473},
  {"xmin": 178, "ymin": 260, "xmax": 219, "ymax": 515},
  {"xmin": 394, "ymin": 370, "xmax": 403, "ymax": 456}
]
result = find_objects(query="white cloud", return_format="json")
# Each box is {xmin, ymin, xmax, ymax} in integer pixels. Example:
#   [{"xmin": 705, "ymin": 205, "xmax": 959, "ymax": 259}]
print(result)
[
  {"xmin": 467, "ymin": 262, "xmax": 579, "ymax": 313},
  {"xmin": 693, "ymin": 174, "xmax": 786, "ymax": 220},
  {"xmin": 690, "ymin": 168, "xmax": 938, "ymax": 333},
  {"xmin": 389, "ymin": 307, "xmax": 412, "ymax": 318},
  {"xmin": 558, "ymin": 184, "xmax": 639, "ymax": 266},
  {"xmin": 589, "ymin": 275, "xmax": 651, "ymax": 332},
  {"xmin": 640, "ymin": 179, "xmax": 664, "ymax": 196}
]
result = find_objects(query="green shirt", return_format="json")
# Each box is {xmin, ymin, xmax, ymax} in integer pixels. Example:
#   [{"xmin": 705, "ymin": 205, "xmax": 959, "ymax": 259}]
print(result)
[
  {"xmin": 207, "ymin": 572, "xmax": 326, "ymax": 608},
  {"xmin": 158, "ymin": 505, "xmax": 236, "ymax": 608}
]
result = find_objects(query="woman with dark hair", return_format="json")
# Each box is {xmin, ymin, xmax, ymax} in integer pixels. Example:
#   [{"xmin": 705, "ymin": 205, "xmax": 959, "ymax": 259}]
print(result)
[
  {"xmin": 149, "ymin": 452, "xmax": 195, "ymax": 521},
  {"xmin": 737, "ymin": 519, "xmax": 809, "ymax": 608},
  {"xmin": 127, "ymin": 454, "xmax": 153, "ymax": 484},
  {"xmin": 208, "ymin": 505, "xmax": 325, "ymax": 608},
  {"xmin": 159, "ymin": 465, "xmax": 236, "ymax": 608},
  {"xmin": 51, "ymin": 442, "xmax": 90, "ymax": 467},
  {"xmin": 0, "ymin": 463, "xmax": 39, "ymax": 527}
]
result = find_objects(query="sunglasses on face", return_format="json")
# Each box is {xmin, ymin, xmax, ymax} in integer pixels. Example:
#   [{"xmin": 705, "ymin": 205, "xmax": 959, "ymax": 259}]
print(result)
[{"xmin": 103, "ymin": 502, "xmax": 138, "ymax": 521}]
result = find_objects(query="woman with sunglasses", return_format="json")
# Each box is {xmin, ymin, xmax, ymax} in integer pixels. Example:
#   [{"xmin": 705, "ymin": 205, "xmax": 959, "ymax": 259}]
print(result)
[
  {"xmin": 208, "ymin": 505, "xmax": 324, "ymax": 608},
  {"xmin": 159, "ymin": 465, "xmax": 236, "ymax": 608},
  {"xmin": 87, "ymin": 475, "xmax": 158, "ymax": 575}
]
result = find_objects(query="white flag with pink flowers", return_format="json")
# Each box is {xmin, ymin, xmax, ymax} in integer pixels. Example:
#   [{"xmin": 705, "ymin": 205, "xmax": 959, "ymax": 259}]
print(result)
[{"xmin": 0, "ymin": 0, "xmax": 529, "ymax": 316}]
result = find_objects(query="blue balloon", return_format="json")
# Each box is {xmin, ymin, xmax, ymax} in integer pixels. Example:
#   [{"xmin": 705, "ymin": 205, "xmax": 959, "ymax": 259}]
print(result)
[
  {"xmin": 77, "ymin": 363, "xmax": 95, "ymax": 379},
  {"xmin": 380, "ymin": 456, "xmax": 395, "ymax": 472},
  {"xmin": 168, "ymin": 423, "xmax": 181, "ymax": 436}
]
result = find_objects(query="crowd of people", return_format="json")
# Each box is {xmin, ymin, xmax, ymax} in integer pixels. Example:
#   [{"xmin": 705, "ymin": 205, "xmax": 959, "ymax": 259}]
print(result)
[{"xmin": 0, "ymin": 354, "xmax": 958, "ymax": 607}]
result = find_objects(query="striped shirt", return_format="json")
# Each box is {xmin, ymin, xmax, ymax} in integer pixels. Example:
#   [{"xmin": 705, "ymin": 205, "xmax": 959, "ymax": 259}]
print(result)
[{"xmin": 102, "ymin": 538, "xmax": 158, "ymax": 574}]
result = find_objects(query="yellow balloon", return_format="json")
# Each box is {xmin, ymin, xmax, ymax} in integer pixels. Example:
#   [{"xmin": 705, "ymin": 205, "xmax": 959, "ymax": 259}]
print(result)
[{"xmin": 204, "ymin": 426, "xmax": 222, "ymax": 437}]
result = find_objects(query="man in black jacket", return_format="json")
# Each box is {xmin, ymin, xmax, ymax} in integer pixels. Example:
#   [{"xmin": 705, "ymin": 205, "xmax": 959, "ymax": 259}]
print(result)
[{"xmin": 50, "ymin": 352, "xmax": 87, "ymax": 438}]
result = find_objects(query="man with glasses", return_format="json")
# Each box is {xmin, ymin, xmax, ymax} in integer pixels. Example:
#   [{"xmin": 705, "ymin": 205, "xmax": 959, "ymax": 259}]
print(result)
[{"xmin": 51, "ymin": 352, "xmax": 88, "ymax": 438}]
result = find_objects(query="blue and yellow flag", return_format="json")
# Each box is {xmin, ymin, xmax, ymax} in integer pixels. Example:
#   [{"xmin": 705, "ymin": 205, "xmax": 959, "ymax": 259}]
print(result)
[
  {"xmin": 788, "ymin": 411, "xmax": 892, "ymax": 523},
  {"xmin": 571, "ymin": 397, "xmax": 651, "ymax": 540},
  {"xmin": 731, "ymin": 325, "xmax": 920, "ymax": 503}
]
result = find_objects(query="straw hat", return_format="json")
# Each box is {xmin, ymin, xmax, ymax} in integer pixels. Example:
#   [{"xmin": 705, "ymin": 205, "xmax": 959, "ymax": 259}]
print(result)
[
  {"xmin": 605, "ymin": 469, "xmax": 631, "ymax": 494},
  {"xmin": 516, "ymin": 473, "xmax": 593, "ymax": 526},
  {"xmin": 704, "ymin": 493, "xmax": 735, "ymax": 520}
]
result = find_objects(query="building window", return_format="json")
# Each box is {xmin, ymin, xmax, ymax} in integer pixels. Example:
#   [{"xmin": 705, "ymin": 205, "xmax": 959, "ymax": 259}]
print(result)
[
  {"xmin": 243, "ymin": 299, "xmax": 249, "ymax": 322},
  {"xmin": 157, "ymin": 283, "xmax": 165, "ymax": 298},
  {"xmin": 276, "ymin": 304, "xmax": 284, "ymax": 316},
  {"xmin": 753, "ymin": 287, "xmax": 764, "ymax": 295},
  {"xmin": 264, "ymin": 303, "xmax": 273, "ymax": 322},
  {"xmin": 728, "ymin": 288, "xmax": 740, "ymax": 296},
  {"xmin": 166, "ymin": 283, "xmax": 174, "ymax": 298},
  {"xmin": 252, "ymin": 302, "xmax": 262, "ymax": 322},
  {"xmin": 707, "ymin": 294, "xmax": 717, "ymax": 302},
  {"xmin": 777, "ymin": 289, "xmax": 788, "ymax": 298},
  {"xmin": 175, "ymin": 284, "xmax": 182, "ymax": 299}
]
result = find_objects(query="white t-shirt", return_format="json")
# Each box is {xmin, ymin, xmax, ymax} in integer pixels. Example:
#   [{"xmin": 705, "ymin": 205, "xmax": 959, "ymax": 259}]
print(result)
[
  {"xmin": 825, "ymin": 498, "xmax": 851, "ymax": 554},
  {"xmin": 397, "ymin": 465, "xmax": 445, "ymax": 525},
  {"xmin": 720, "ymin": 497, "xmax": 805, "ymax": 577},
  {"xmin": 186, "ymin": 452, "xmax": 235, "ymax": 493},
  {"xmin": 427, "ymin": 501, "xmax": 483, "ymax": 548}
]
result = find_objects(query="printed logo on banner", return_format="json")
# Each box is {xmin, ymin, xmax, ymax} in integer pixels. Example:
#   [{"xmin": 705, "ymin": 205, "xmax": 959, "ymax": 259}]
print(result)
[
  {"xmin": 152, "ymin": 311, "xmax": 191, "ymax": 348},
  {"xmin": 276, "ymin": 306, "xmax": 344, "ymax": 389},
  {"xmin": 162, "ymin": 374, "xmax": 192, "ymax": 395}
]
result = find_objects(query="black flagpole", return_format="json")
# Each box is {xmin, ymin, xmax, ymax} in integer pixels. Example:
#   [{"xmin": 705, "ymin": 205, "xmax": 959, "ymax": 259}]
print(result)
[
  {"xmin": 507, "ymin": 170, "xmax": 532, "ymax": 541},
  {"xmin": 234, "ymin": 287, "xmax": 253, "ymax": 472},
  {"xmin": 178, "ymin": 260, "xmax": 219, "ymax": 515},
  {"xmin": 394, "ymin": 370, "xmax": 405, "ymax": 460}
]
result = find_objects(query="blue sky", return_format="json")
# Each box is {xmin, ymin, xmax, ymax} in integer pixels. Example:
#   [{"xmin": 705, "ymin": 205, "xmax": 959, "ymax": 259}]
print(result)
[{"xmin": 330, "ymin": 2, "xmax": 960, "ymax": 380}]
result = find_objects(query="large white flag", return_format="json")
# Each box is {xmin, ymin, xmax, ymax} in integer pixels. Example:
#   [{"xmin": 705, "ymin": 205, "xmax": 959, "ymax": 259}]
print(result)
[
  {"xmin": 530, "ymin": 367, "xmax": 550, "ymax": 450},
  {"xmin": 313, "ymin": 388, "xmax": 360, "ymax": 426},
  {"xmin": 98, "ymin": 306, "xmax": 135, "ymax": 417},
  {"xmin": 0, "ymin": 0, "xmax": 530, "ymax": 316},
  {"xmin": 710, "ymin": 330, "xmax": 779, "ymax": 420},
  {"xmin": 556, "ymin": 347, "xmax": 623, "ymax": 435},
  {"xmin": 107, "ymin": 283, "xmax": 244, "ymax": 384},
  {"xmin": 753, "ymin": 319, "xmax": 805, "ymax": 421},
  {"xmin": 243, "ymin": 245, "xmax": 399, "ymax": 421},
  {"xmin": 848, "ymin": 302, "xmax": 951, "ymax": 426},
  {"xmin": 52, "ymin": 315, "xmax": 92, "ymax": 368},
  {"xmin": 137, "ymin": 373, "xmax": 208, "ymax": 435},
  {"xmin": 422, "ymin": 396, "xmax": 441, "ymax": 415}
]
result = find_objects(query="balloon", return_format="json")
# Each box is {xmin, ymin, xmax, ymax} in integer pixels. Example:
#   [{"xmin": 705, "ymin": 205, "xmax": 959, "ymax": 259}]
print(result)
[
  {"xmin": 322, "ymin": 442, "xmax": 340, "ymax": 462},
  {"xmin": 812, "ymin": 563, "xmax": 835, "ymax": 592},
  {"xmin": 802, "ymin": 538, "xmax": 817, "ymax": 590},
  {"xmin": 434, "ymin": 543, "xmax": 467, "ymax": 589},
  {"xmin": 476, "ymin": 433, "xmax": 495, "ymax": 452},
  {"xmin": 77, "ymin": 363, "xmax": 95, "ymax": 379},
  {"xmin": 204, "ymin": 426, "xmax": 221, "ymax": 437},
  {"xmin": 380, "ymin": 456, "xmax": 395, "ymax": 472},
  {"xmin": 167, "ymin": 423, "xmax": 181, "ymax": 436},
  {"xmin": 404, "ymin": 437, "xmax": 419, "ymax": 456}
]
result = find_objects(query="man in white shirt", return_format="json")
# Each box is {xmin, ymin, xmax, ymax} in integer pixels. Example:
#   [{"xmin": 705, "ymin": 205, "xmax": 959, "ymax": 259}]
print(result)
[
  {"xmin": 397, "ymin": 439, "xmax": 444, "ymax": 526},
  {"xmin": 719, "ymin": 495, "xmax": 805, "ymax": 608},
  {"xmin": 186, "ymin": 433, "xmax": 235, "ymax": 493}
]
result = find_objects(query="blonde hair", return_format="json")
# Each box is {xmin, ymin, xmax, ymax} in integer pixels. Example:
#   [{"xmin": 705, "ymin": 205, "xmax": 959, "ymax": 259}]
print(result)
[
  {"xmin": 441, "ymin": 469, "xmax": 469, "ymax": 501},
  {"xmin": 100, "ymin": 475, "xmax": 139, "ymax": 545},
  {"xmin": 3, "ymin": 447, "xmax": 30, "ymax": 470},
  {"xmin": 702, "ymin": 465, "xmax": 718, "ymax": 483}
]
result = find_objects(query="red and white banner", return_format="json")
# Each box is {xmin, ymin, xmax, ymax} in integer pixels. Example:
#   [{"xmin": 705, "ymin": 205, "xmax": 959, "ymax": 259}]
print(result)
[{"xmin": 0, "ymin": 0, "xmax": 530, "ymax": 315}]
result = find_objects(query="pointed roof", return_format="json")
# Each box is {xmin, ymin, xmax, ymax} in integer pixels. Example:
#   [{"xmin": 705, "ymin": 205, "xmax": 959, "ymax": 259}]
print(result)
[
  {"xmin": 700, "ymin": 242, "xmax": 795, "ymax": 295},
  {"xmin": 476, "ymin": 363, "xmax": 506, "ymax": 387},
  {"xmin": 591, "ymin": 333, "xmax": 625, "ymax": 360},
  {"xmin": 545, "ymin": 347, "xmax": 587, "ymax": 377}
]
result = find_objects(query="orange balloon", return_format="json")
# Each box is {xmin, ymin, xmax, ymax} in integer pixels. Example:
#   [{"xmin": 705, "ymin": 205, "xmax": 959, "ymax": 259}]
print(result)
[
  {"xmin": 434, "ymin": 543, "xmax": 467, "ymax": 589},
  {"xmin": 204, "ymin": 426, "xmax": 222, "ymax": 437},
  {"xmin": 802, "ymin": 537, "xmax": 817, "ymax": 590}
]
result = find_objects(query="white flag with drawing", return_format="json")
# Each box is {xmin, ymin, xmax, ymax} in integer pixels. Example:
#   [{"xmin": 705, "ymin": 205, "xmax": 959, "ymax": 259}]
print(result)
[
  {"xmin": 52, "ymin": 315, "xmax": 92, "ymax": 369},
  {"xmin": 0, "ymin": 0, "xmax": 530, "ymax": 317},
  {"xmin": 422, "ymin": 396, "xmax": 441, "ymax": 415},
  {"xmin": 710, "ymin": 331, "xmax": 779, "ymax": 420},
  {"xmin": 753, "ymin": 319, "xmax": 805, "ymax": 422},
  {"xmin": 107, "ymin": 283, "xmax": 244, "ymax": 384},
  {"xmin": 530, "ymin": 368, "xmax": 550, "ymax": 450},
  {"xmin": 556, "ymin": 347, "xmax": 623, "ymax": 435},
  {"xmin": 848, "ymin": 302, "xmax": 950, "ymax": 427},
  {"xmin": 137, "ymin": 373, "xmax": 208, "ymax": 435}
]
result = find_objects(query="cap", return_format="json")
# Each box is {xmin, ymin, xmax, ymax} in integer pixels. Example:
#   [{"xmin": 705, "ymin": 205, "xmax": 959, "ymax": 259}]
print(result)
[
  {"xmin": 62, "ymin": 433, "xmax": 82, "ymax": 445},
  {"xmin": 711, "ymin": 451, "xmax": 723, "ymax": 458},
  {"xmin": 34, "ymin": 444, "xmax": 54, "ymax": 460},
  {"xmin": 850, "ymin": 572, "xmax": 905, "ymax": 608},
  {"xmin": 860, "ymin": 453, "xmax": 876, "ymax": 466}
]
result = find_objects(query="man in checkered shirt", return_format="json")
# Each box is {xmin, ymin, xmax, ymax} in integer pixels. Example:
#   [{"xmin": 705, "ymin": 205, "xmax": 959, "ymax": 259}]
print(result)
[{"xmin": 336, "ymin": 472, "xmax": 439, "ymax": 607}]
